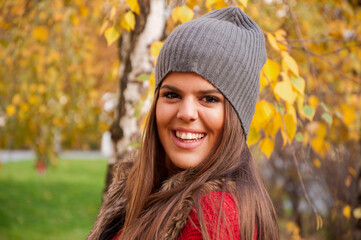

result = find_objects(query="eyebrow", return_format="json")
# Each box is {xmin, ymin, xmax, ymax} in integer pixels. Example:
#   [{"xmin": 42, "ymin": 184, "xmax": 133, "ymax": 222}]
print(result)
[{"xmin": 160, "ymin": 85, "xmax": 221, "ymax": 94}]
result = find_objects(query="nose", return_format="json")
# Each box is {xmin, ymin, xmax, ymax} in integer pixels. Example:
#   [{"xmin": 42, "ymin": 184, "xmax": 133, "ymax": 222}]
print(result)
[{"xmin": 177, "ymin": 98, "xmax": 198, "ymax": 121}]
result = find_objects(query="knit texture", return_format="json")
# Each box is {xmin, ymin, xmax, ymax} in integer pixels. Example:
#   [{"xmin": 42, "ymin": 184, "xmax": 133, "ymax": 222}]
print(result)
[{"xmin": 155, "ymin": 7, "xmax": 267, "ymax": 139}]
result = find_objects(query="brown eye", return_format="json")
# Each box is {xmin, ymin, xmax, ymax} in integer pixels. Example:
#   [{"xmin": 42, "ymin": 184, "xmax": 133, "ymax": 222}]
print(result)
[
  {"xmin": 203, "ymin": 96, "xmax": 219, "ymax": 103},
  {"xmin": 163, "ymin": 92, "xmax": 180, "ymax": 99}
]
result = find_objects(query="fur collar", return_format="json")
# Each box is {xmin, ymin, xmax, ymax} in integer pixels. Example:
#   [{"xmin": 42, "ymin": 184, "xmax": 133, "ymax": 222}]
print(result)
[{"xmin": 87, "ymin": 161, "xmax": 225, "ymax": 240}]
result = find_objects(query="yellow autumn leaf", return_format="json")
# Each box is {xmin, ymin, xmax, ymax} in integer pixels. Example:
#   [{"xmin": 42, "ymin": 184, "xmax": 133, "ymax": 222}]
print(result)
[
  {"xmin": 150, "ymin": 41, "xmax": 163, "ymax": 57},
  {"xmin": 148, "ymin": 73, "xmax": 155, "ymax": 94},
  {"xmin": 259, "ymin": 137, "xmax": 274, "ymax": 159},
  {"xmin": 252, "ymin": 100, "xmax": 275, "ymax": 132},
  {"xmin": 110, "ymin": 6, "xmax": 117, "ymax": 21},
  {"xmin": 32, "ymin": 26, "xmax": 49, "ymax": 42},
  {"xmin": 186, "ymin": 0, "xmax": 198, "ymax": 8},
  {"xmin": 291, "ymin": 76, "xmax": 305, "ymax": 94},
  {"xmin": 286, "ymin": 102, "xmax": 297, "ymax": 123},
  {"xmin": 311, "ymin": 137, "xmax": 330, "ymax": 158},
  {"xmin": 104, "ymin": 27, "xmax": 120, "ymax": 46},
  {"xmin": 6, "ymin": 105, "xmax": 16, "ymax": 116},
  {"xmin": 309, "ymin": 95, "xmax": 319, "ymax": 109},
  {"xmin": 282, "ymin": 51, "xmax": 299, "ymax": 76},
  {"xmin": 274, "ymin": 29, "xmax": 287, "ymax": 50},
  {"xmin": 100, "ymin": 20, "xmax": 109, "ymax": 35},
  {"xmin": 247, "ymin": 127, "xmax": 260, "ymax": 146},
  {"xmin": 264, "ymin": 112, "xmax": 282, "ymax": 139},
  {"xmin": 283, "ymin": 113, "xmax": 297, "ymax": 142},
  {"xmin": 151, "ymin": 41, "xmax": 164, "ymax": 66},
  {"xmin": 260, "ymin": 72, "xmax": 268, "ymax": 91},
  {"xmin": 172, "ymin": 5, "xmax": 193, "ymax": 23},
  {"xmin": 262, "ymin": 59, "xmax": 280, "ymax": 82},
  {"xmin": 341, "ymin": 104, "xmax": 356, "ymax": 125},
  {"xmin": 121, "ymin": 11, "xmax": 136, "ymax": 32},
  {"xmin": 126, "ymin": 0, "xmax": 140, "ymax": 14},
  {"xmin": 316, "ymin": 123, "xmax": 327, "ymax": 139},
  {"xmin": 313, "ymin": 158, "xmax": 322, "ymax": 169},
  {"xmin": 266, "ymin": 33, "xmax": 280, "ymax": 51},
  {"xmin": 343, "ymin": 205, "xmax": 351, "ymax": 219},
  {"xmin": 274, "ymin": 80, "xmax": 297, "ymax": 104}
]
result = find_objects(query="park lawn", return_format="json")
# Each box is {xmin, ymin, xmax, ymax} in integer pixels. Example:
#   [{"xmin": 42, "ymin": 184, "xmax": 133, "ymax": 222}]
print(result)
[{"xmin": 0, "ymin": 159, "xmax": 108, "ymax": 240}]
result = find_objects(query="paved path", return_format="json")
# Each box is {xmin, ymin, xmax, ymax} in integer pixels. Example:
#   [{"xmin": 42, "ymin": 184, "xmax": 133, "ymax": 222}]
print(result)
[{"xmin": 0, "ymin": 150, "xmax": 107, "ymax": 163}]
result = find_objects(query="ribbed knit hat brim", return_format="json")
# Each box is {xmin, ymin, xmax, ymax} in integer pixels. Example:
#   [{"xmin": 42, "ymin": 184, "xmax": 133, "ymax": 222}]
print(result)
[{"xmin": 155, "ymin": 7, "xmax": 267, "ymax": 139}]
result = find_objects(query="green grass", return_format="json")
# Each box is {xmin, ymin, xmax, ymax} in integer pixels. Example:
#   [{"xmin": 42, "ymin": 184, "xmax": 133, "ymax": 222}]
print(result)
[{"xmin": 0, "ymin": 159, "xmax": 108, "ymax": 240}]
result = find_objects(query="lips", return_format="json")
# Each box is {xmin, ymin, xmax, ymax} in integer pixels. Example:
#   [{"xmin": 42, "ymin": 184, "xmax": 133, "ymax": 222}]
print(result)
[
  {"xmin": 171, "ymin": 129, "xmax": 206, "ymax": 149},
  {"xmin": 175, "ymin": 131, "xmax": 205, "ymax": 141}
]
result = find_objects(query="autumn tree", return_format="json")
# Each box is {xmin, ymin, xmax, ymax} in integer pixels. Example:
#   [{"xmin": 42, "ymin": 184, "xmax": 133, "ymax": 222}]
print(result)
[{"xmin": 0, "ymin": 0, "xmax": 119, "ymax": 171}]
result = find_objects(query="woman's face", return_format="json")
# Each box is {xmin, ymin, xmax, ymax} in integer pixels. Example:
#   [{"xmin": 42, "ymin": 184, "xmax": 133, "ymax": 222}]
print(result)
[{"xmin": 156, "ymin": 72, "xmax": 225, "ymax": 169}]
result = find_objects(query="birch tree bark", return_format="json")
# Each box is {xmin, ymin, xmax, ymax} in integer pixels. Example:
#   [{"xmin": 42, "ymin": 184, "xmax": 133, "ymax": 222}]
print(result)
[{"xmin": 103, "ymin": 0, "xmax": 166, "ymax": 197}]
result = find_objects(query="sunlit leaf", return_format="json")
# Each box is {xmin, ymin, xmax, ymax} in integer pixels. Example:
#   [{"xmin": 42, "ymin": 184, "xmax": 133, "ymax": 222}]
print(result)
[
  {"xmin": 295, "ymin": 132, "xmax": 303, "ymax": 142},
  {"xmin": 110, "ymin": 6, "xmax": 117, "ymax": 21},
  {"xmin": 274, "ymin": 80, "xmax": 297, "ymax": 104},
  {"xmin": 121, "ymin": 11, "xmax": 136, "ymax": 31},
  {"xmin": 104, "ymin": 27, "xmax": 120, "ymax": 46},
  {"xmin": 263, "ymin": 59, "xmax": 280, "ymax": 83},
  {"xmin": 283, "ymin": 113, "xmax": 297, "ymax": 142},
  {"xmin": 259, "ymin": 137, "xmax": 274, "ymax": 159},
  {"xmin": 322, "ymin": 113, "xmax": 333, "ymax": 126},
  {"xmin": 252, "ymin": 100, "xmax": 275, "ymax": 131},
  {"xmin": 136, "ymin": 74, "xmax": 149, "ymax": 82},
  {"xmin": 291, "ymin": 76, "xmax": 305, "ymax": 94},
  {"xmin": 266, "ymin": 32, "xmax": 280, "ymax": 51},
  {"xmin": 126, "ymin": 0, "xmax": 140, "ymax": 14},
  {"xmin": 6, "ymin": 105, "xmax": 16, "ymax": 116},
  {"xmin": 343, "ymin": 205, "xmax": 351, "ymax": 219},
  {"xmin": 172, "ymin": 5, "xmax": 193, "ymax": 23},
  {"xmin": 302, "ymin": 105, "xmax": 315, "ymax": 121},
  {"xmin": 282, "ymin": 51, "xmax": 299, "ymax": 76},
  {"xmin": 311, "ymin": 137, "xmax": 330, "ymax": 158},
  {"xmin": 247, "ymin": 127, "xmax": 260, "ymax": 146},
  {"xmin": 32, "ymin": 26, "xmax": 49, "ymax": 42},
  {"xmin": 341, "ymin": 104, "xmax": 356, "ymax": 125}
]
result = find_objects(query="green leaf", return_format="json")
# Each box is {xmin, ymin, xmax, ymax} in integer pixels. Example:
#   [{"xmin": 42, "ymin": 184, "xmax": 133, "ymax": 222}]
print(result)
[
  {"xmin": 136, "ymin": 74, "xmax": 150, "ymax": 82},
  {"xmin": 104, "ymin": 27, "xmax": 120, "ymax": 46},
  {"xmin": 322, "ymin": 113, "xmax": 333, "ymax": 126},
  {"xmin": 302, "ymin": 105, "xmax": 315, "ymax": 121},
  {"xmin": 295, "ymin": 132, "xmax": 304, "ymax": 142},
  {"xmin": 291, "ymin": 76, "xmax": 305, "ymax": 94},
  {"xmin": 320, "ymin": 102, "xmax": 330, "ymax": 112}
]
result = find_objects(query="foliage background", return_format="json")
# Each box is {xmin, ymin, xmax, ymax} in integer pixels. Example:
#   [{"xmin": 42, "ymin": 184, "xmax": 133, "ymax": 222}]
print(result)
[{"xmin": 1, "ymin": 0, "xmax": 361, "ymax": 239}]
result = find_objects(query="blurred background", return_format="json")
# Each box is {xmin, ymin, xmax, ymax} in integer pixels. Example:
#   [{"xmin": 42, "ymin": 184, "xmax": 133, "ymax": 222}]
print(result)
[{"xmin": 0, "ymin": 0, "xmax": 360, "ymax": 239}]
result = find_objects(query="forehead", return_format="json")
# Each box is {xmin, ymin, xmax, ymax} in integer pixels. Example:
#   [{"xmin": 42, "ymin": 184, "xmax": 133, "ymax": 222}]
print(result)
[{"xmin": 161, "ymin": 72, "xmax": 217, "ymax": 91}]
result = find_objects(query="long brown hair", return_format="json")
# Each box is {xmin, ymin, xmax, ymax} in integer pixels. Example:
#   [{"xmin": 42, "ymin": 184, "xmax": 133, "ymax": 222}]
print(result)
[{"xmin": 101, "ymin": 89, "xmax": 279, "ymax": 240}]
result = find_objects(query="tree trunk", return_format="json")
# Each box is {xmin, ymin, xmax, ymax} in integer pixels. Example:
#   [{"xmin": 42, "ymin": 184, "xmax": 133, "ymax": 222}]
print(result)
[{"xmin": 102, "ymin": 0, "xmax": 166, "ymax": 198}]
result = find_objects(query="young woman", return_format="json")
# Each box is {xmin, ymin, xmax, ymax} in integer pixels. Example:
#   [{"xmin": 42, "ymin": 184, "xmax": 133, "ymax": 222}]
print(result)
[{"xmin": 87, "ymin": 6, "xmax": 279, "ymax": 240}]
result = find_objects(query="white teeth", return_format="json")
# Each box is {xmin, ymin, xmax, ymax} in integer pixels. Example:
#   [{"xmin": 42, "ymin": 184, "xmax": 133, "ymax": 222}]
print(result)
[{"xmin": 175, "ymin": 131, "xmax": 205, "ymax": 140}]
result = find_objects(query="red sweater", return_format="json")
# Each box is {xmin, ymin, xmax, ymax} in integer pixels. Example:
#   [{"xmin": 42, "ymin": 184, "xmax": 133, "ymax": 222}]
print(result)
[
  {"xmin": 178, "ymin": 192, "xmax": 240, "ymax": 239},
  {"xmin": 113, "ymin": 192, "xmax": 255, "ymax": 239}
]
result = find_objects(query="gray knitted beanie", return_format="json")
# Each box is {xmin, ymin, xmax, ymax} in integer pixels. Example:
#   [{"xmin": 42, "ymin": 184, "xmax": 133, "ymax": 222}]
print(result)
[{"xmin": 155, "ymin": 6, "xmax": 267, "ymax": 139}]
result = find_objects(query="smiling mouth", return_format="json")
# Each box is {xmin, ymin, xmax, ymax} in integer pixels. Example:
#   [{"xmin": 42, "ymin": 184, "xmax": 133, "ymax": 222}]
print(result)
[{"xmin": 173, "ymin": 130, "xmax": 206, "ymax": 142}]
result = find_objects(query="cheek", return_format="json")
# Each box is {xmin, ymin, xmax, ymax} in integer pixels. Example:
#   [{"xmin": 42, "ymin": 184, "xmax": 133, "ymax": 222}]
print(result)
[{"xmin": 203, "ymin": 108, "xmax": 225, "ymax": 136}]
